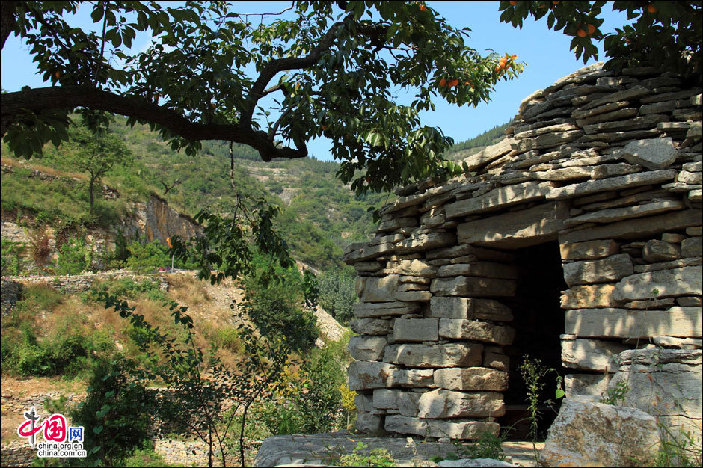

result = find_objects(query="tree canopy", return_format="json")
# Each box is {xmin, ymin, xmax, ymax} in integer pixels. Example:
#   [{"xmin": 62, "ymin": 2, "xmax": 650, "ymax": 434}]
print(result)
[
  {"xmin": 1, "ymin": 1, "xmax": 700, "ymax": 194},
  {"xmin": 2, "ymin": 1, "xmax": 524, "ymax": 194}
]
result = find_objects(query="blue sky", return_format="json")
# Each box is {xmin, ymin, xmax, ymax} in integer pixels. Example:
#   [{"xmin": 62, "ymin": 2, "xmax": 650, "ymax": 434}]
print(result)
[{"xmin": 1, "ymin": 1, "xmax": 631, "ymax": 161}]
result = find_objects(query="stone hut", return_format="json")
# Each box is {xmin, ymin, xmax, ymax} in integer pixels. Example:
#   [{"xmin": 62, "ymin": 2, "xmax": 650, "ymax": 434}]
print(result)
[{"xmin": 343, "ymin": 63, "xmax": 702, "ymax": 441}]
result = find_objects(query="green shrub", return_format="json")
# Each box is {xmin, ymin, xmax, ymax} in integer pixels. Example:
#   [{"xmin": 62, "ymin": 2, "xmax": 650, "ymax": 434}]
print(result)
[
  {"xmin": 56, "ymin": 236, "xmax": 91, "ymax": 275},
  {"xmin": 318, "ymin": 267, "xmax": 357, "ymax": 326},
  {"xmin": 125, "ymin": 240, "xmax": 170, "ymax": 273},
  {"xmin": 244, "ymin": 290, "xmax": 318, "ymax": 352},
  {"xmin": 252, "ymin": 333, "xmax": 353, "ymax": 436},
  {"xmin": 253, "ymin": 400, "xmax": 305, "ymax": 435},
  {"xmin": 70, "ymin": 359, "xmax": 155, "ymax": 466},
  {"xmin": 461, "ymin": 430, "xmax": 506, "ymax": 460},
  {"xmin": 1, "ymin": 237, "xmax": 25, "ymax": 276},
  {"xmin": 12, "ymin": 284, "xmax": 63, "ymax": 314},
  {"xmin": 293, "ymin": 345, "xmax": 347, "ymax": 433},
  {"xmin": 242, "ymin": 255, "xmax": 319, "ymax": 351},
  {"xmin": 1, "ymin": 301, "xmax": 115, "ymax": 378},
  {"xmin": 121, "ymin": 444, "xmax": 167, "ymax": 467},
  {"xmin": 86, "ymin": 278, "xmax": 167, "ymax": 303},
  {"xmin": 339, "ymin": 442, "xmax": 395, "ymax": 467}
]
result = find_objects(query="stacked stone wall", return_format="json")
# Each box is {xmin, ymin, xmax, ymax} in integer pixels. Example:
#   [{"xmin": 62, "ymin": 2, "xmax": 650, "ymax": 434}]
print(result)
[
  {"xmin": 344, "ymin": 63, "xmax": 702, "ymax": 440},
  {"xmin": 4, "ymin": 270, "xmax": 170, "ymax": 294}
]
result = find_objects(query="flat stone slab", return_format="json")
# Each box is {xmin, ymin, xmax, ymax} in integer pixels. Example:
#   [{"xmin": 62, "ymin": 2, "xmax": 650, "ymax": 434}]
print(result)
[
  {"xmin": 612, "ymin": 265, "xmax": 702, "ymax": 302},
  {"xmin": 458, "ymin": 202, "xmax": 568, "ymax": 248},
  {"xmin": 563, "ymin": 199, "xmax": 685, "ymax": 226},
  {"xmin": 562, "ymin": 253, "xmax": 633, "ymax": 287},
  {"xmin": 439, "ymin": 319, "xmax": 515, "ymax": 345},
  {"xmin": 547, "ymin": 170, "xmax": 677, "ymax": 200},
  {"xmin": 559, "ymin": 209, "xmax": 701, "ymax": 244},
  {"xmin": 565, "ymin": 307, "xmax": 702, "ymax": 338},
  {"xmin": 384, "ymin": 343, "xmax": 483, "ymax": 368},
  {"xmin": 445, "ymin": 182, "xmax": 551, "ymax": 219},
  {"xmin": 417, "ymin": 389, "xmax": 505, "ymax": 418},
  {"xmin": 253, "ymin": 432, "xmax": 471, "ymax": 467},
  {"xmin": 431, "ymin": 277, "xmax": 517, "ymax": 297},
  {"xmin": 429, "ymin": 297, "xmax": 513, "ymax": 321}
]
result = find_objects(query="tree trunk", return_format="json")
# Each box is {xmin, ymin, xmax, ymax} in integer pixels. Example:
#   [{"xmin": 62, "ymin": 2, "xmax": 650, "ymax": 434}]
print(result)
[
  {"xmin": 89, "ymin": 176, "xmax": 95, "ymax": 213},
  {"xmin": 208, "ymin": 426, "xmax": 213, "ymax": 468},
  {"xmin": 239, "ymin": 401, "xmax": 252, "ymax": 468}
]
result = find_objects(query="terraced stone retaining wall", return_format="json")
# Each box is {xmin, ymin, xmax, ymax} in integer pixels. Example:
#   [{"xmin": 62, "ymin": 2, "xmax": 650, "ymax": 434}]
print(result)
[{"xmin": 344, "ymin": 63, "xmax": 702, "ymax": 440}]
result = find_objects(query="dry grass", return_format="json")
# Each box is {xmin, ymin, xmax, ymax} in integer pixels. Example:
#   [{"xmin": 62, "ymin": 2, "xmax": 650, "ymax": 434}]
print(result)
[
  {"xmin": 166, "ymin": 273, "xmax": 211, "ymax": 307},
  {"xmin": 1, "ymin": 376, "xmax": 88, "ymax": 446}
]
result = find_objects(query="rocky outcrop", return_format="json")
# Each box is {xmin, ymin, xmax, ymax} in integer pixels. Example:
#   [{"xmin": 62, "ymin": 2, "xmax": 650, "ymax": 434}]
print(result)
[
  {"xmin": 345, "ymin": 63, "xmax": 702, "ymax": 440},
  {"xmin": 121, "ymin": 194, "xmax": 201, "ymax": 245},
  {"xmin": 609, "ymin": 347, "xmax": 702, "ymax": 439},
  {"xmin": 539, "ymin": 397, "xmax": 660, "ymax": 467}
]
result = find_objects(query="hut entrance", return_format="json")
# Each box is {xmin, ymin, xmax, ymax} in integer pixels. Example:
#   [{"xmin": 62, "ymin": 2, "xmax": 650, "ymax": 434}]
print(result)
[{"xmin": 498, "ymin": 241, "xmax": 567, "ymax": 440}]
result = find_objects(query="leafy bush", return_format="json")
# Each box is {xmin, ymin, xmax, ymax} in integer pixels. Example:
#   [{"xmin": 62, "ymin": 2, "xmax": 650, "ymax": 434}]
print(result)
[
  {"xmin": 70, "ymin": 359, "xmax": 155, "ymax": 466},
  {"xmin": 339, "ymin": 442, "xmax": 395, "ymax": 467},
  {"xmin": 462, "ymin": 430, "xmax": 507, "ymax": 460},
  {"xmin": 6, "ymin": 326, "xmax": 113, "ymax": 378},
  {"xmin": 1, "ymin": 287, "xmax": 115, "ymax": 378},
  {"xmin": 1, "ymin": 237, "xmax": 25, "ymax": 276},
  {"xmin": 121, "ymin": 444, "xmax": 168, "ymax": 467},
  {"xmin": 56, "ymin": 236, "xmax": 91, "ymax": 275},
  {"xmin": 318, "ymin": 267, "xmax": 357, "ymax": 326},
  {"xmin": 293, "ymin": 344, "xmax": 348, "ymax": 433},
  {"xmin": 86, "ymin": 278, "xmax": 167, "ymax": 303},
  {"xmin": 242, "ymin": 255, "xmax": 319, "ymax": 352},
  {"xmin": 125, "ymin": 240, "xmax": 170, "ymax": 273},
  {"xmin": 251, "ymin": 333, "xmax": 354, "ymax": 435}
]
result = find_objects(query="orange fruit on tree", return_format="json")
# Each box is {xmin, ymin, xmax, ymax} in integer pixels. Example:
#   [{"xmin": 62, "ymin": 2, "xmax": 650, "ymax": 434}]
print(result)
[
  {"xmin": 419, "ymin": 4, "xmax": 427, "ymax": 11},
  {"xmin": 510, "ymin": 1, "xmax": 517, "ymax": 5},
  {"xmin": 511, "ymin": 54, "xmax": 518, "ymax": 60},
  {"xmin": 587, "ymin": 24, "xmax": 596, "ymax": 35},
  {"xmin": 647, "ymin": 4, "xmax": 656, "ymax": 13},
  {"xmin": 321, "ymin": 125, "xmax": 327, "ymax": 130},
  {"xmin": 439, "ymin": 78, "xmax": 447, "ymax": 87},
  {"xmin": 552, "ymin": 1, "xmax": 560, "ymax": 4},
  {"xmin": 54, "ymin": 71, "xmax": 61, "ymax": 79},
  {"xmin": 577, "ymin": 28, "xmax": 587, "ymax": 38},
  {"xmin": 448, "ymin": 79, "xmax": 459, "ymax": 87}
]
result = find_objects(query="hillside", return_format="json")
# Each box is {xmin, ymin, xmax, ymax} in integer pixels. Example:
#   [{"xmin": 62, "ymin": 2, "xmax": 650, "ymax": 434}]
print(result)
[
  {"xmin": 2, "ymin": 115, "xmax": 507, "ymax": 270},
  {"xmin": 1, "ymin": 115, "xmax": 390, "ymax": 270},
  {"xmin": 441, "ymin": 122, "xmax": 512, "ymax": 161}
]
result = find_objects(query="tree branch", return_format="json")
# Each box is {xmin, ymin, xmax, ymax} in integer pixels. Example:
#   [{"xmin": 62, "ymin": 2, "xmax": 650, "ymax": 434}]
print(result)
[
  {"xmin": 239, "ymin": 21, "xmax": 347, "ymax": 128},
  {"xmin": 0, "ymin": 1, "xmax": 18, "ymax": 50},
  {"xmin": 1, "ymin": 86, "xmax": 308, "ymax": 161}
]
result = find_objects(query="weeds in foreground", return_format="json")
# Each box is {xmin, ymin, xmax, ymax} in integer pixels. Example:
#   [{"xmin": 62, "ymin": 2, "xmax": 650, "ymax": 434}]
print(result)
[
  {"xmin": 655, "ymin": 423, "xmax": 702, "ymax": 467},
  {"xmin": 339, "ymin": 442, "xmax": 395, "ymax": 467},
  {"xmin": 600, "ymin": 380, "xmax": 629, "ymax": 406},
  {"xmin": 519, "ymin": 356, "xmax": 564, "ymax": 459}
]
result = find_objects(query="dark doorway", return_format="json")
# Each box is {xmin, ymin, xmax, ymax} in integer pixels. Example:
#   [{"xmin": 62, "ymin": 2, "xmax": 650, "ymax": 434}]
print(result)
[{"xmin": 498, "ymin": 241, "xmax": 566, "ymax": 440}]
